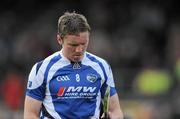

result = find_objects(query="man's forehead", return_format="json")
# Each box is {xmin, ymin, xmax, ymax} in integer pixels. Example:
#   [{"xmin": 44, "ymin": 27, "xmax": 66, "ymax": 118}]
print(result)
[
  {"xmin": 65, "ymin": 32, "xmax": 89, "ymax": 40},
  {"xmin": 68, "ymin": 31, "xmax": 89, "ymax": 36}
]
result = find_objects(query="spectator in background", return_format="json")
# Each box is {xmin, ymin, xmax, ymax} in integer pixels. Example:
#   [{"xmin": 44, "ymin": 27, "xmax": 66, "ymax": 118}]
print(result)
[
  {"xmin": 133, "ymin": 52, "xmax": 172, "ymax": 96},
  {"xmin": 133, "ymin": 68, "xmax": 172, "ymax": 96},
  {"xmin": 1, "ymin": 70, "xmax": 25, "ymax": 111},
  {"xmin": 167, "ymin": 21, "xmax": 180, "ymax": 119}
]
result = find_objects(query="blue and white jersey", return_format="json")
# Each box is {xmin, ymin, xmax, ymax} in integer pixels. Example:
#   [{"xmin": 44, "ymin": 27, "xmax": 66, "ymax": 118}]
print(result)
[{"xmin": 26, "ymin": 50, "xmax": 117, "ymax": 119}]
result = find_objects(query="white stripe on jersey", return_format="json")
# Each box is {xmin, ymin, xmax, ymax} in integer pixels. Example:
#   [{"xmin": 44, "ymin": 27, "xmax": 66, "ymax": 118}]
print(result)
[
  {"xmin": 82, "ymin": 55, "xmax": 105, "ymax": 84},
  {"xmin": 43, "ymin": 54, "xmax": 70, "ymax": 119},
  {"xmin": 86, "ymin": 52, "xmax": 115, "ymax": 87},
  {"xmin": 27, "ymin": 52, "xmax": 60, "ymax": 90}
]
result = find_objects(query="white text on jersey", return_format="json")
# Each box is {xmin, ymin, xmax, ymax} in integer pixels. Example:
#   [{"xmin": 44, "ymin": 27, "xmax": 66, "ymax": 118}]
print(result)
[
  {"xmin": 56, "ymin": 76, "xmax": 70, "ymax": 81},
  {"xmin": 66, "ymin": 86, "xmax": 96, "ymax": 93}
]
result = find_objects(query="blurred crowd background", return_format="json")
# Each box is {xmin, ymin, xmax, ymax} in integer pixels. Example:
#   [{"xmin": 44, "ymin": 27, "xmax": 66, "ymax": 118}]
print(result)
[{"xmin": 0, "ymin": 0, "xmax": 180, "ymax": 119}]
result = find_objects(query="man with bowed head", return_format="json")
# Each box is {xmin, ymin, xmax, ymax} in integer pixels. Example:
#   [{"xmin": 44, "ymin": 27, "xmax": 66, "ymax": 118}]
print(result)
[{"xmin": 24, "ymin": 11, "xmax": 123, "ymax": 119}]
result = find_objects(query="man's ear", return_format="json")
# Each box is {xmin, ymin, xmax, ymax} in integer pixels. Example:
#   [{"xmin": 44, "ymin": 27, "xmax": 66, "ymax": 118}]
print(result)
[{"xmin": 57, "ymin": 34, "xmax": 63, "ymax": 45}]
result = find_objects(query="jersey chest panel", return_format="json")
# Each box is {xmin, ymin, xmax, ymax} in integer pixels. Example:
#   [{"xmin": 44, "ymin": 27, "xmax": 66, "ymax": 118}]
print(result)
[{"xmin": 48, "ymin": 65, "xmax": 101, "ymax": 100}]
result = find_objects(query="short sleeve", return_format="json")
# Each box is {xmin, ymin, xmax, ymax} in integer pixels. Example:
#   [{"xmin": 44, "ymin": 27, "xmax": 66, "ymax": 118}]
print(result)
[
  {"xmin": 101, "ymin": 65, "xmax": 117, "ymax": 98},
  {"xmin": 26, "ymin": 63, "xmax": 46, "ymax": 101}
]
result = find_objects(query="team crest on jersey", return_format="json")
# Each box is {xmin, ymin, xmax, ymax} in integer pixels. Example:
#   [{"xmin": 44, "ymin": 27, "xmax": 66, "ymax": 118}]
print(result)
[{"xmin": 86, "ymin": 74, "xmax": 97, "ymax": 83}]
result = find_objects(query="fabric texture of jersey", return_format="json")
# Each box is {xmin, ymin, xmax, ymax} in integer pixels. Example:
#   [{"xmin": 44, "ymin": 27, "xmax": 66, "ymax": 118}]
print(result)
[{"xmin": 26, "ymin": 50, "xmax": 117, "ymax": 119}]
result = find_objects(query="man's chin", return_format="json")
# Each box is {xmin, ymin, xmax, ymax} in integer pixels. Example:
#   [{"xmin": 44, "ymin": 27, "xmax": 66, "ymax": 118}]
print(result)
[{"xmin": 72, "ymin": 56, "xmax": 82, "ymax": 62}]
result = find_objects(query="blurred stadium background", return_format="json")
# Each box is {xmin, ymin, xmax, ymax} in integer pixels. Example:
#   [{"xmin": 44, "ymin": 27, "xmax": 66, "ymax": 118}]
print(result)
[{"xmin": 0, "ymin": 0, "xmax": 180, "ymax": 119}]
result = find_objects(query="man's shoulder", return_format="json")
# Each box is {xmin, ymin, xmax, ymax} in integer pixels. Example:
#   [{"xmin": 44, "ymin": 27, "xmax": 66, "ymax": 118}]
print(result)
[
  {"xmin": 85, "ymin": 52, "xmax": 108, "ymax": 65},
  {"xmin": 38, "ymin": 51, "xmax": 61, "ymax": 64},
  {"xmin": 33, "ymin": 51, "xmax": 61, "ymax": 71}
]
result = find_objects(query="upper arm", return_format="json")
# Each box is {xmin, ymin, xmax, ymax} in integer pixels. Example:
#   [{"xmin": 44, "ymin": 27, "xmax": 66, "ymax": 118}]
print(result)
[
  {"xmin": 24, "ymin": 62, "xmax": 45, "ymax": 119},
  {"xmin": 24, "ymin": 96, "xmax": 42, "ymax": 119}
]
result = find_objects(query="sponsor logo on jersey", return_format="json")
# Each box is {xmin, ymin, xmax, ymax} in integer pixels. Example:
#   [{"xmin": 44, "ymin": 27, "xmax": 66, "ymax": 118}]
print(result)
[
  {"xmin": 56, "ymin": 76, "xmax": 70, "ymax": 81},
  {"xmin": 86, "ymin": 74, "xmax": 97, "ymax": 83},
  {"xmin": 57, "ymin": 86, "xmax": 97, "ymax": 99},
  {"xmin": 73, "ymin": 62, "xmax": 81, "ymax": 69},
  {"xmin": 57, "ymin": 87, "xmax": 66, "ymax": 96}
]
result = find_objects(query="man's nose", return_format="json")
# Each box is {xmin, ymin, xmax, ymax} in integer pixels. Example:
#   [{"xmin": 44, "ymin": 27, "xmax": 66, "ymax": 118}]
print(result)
[{"xmin": 75, "ymin": 45, "xmax": 83, "ymax": 52}]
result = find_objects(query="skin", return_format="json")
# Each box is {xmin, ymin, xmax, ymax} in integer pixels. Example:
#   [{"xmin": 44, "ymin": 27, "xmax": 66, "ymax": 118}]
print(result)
[
  {"xmin": 108, "ymin": 94, "xmax": 124, "ymax": 119},
  {"xmin": 57, "ymin": 31, "xmax": 89, "ymax": 62},
  {"xmin": 24, "ymin": 96, "xmax": 41, "ymax": 119},
  {"xmin": 24, "ymin": 31, "xmax": 123, "ymax": 119}
]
